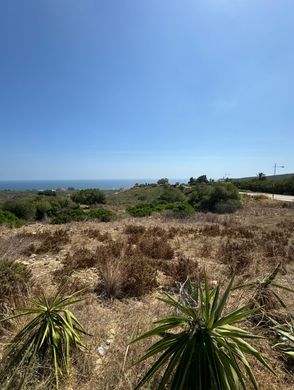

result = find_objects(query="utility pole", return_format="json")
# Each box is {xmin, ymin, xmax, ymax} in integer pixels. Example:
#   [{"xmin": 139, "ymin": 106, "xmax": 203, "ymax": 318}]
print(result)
[{"xmin": 272, "ymin": 163, "xmax": 285, "ymax": 199}]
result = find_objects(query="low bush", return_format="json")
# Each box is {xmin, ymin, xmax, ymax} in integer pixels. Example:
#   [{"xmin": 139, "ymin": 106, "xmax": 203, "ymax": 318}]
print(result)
[
  {"xmin": 122, "ymin": 255, "xmax": 157, "ymax": 297},
  {"xmin": 138, "ymin": 235, "xmax": 174, "ymax": 260},
  {"xmin": 126, "ymin": 203, "xmax": 154, "ymax": 217},
  {"xmin": 217, "ymin": 239, "xmax": 253, "ymax": 274},
  {"xmin": 124, "ymin": 224, "xmax": 146, "ymax": 235},
  {"xmin": 35, "ymin": 229, "xmax": 70, "ymax": 254},
  {"xmin": 3, "ymin": 199, "xmax": 36, "ymax": 220},
  {"xmin": 87, "ymin": 207, "xmax": 116, "ymax": 222},
  {"xmin": 165, "ymin": 256, "xmax": 200, "ymax": 284},
  {"xmin": 157, "ymin": 187, "xmax": 185, "ymax": 203},
  {"xmin": 97, "ymin": 255, "xmax": 157, "ymax": 298},
  {"xmin": 124, "ymin": 224, "xmax": 146, "ymax": 244},
  {"xmin": 34, "ymin": 199, "xmax": 52, "ymax": 220},
  {"xmin": 163, "ymin": 201, "xmax": 195, "ymax": 218},
  {"xmin": 189, "ymin": 182, "xmax": 242, "ymax": 213},
  {"xmin": 51, "ymin": 208, "xmax": 86, "ymax": 224},
  {"xmin": 71, "ymin": 189, "xmax": 106, "ymax": 205},
  {"xmin": 213, "ymin": 198, "xmax": 242, "ymax": 214},
  {"xmin": 126, "ymin": 201, "xmax": 194, "ymax": 218},
  {"xmin": 0, "ymin": 259, "xmax": 32, "ymax": 316},
  {"xmin": 83, "ymin": 228, "xmax": 111, "ymax": 241},
  {"xmin": 0, "ymin": 209, "xmax": 23, "ymax": 228}
]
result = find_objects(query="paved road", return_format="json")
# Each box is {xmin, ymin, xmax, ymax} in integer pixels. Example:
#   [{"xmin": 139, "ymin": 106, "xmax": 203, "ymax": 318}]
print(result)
[{"xmin": 240, "ymin": 191, "xmax": 294, "ymax": 202}]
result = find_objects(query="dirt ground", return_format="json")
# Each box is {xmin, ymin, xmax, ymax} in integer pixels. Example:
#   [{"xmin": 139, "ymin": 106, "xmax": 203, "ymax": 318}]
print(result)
[{"xmin": 0, "ymin": 197, "xmax": 294, "ymax": 389}]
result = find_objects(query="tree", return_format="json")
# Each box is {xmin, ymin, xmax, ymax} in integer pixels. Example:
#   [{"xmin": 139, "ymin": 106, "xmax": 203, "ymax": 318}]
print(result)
[
  {"xmin": 71, "ymin": 189, "xmax": 106, "ymax": 205},
  {"xmin": 157, "ymin": 178, "xmax": 169, "ymax": 185},
  {"xmin": 257, "ymin": 172, "xmax": 266, "ymax": 181},
  {"xmin": 3, "ymin": 200, "xmax": 36, "ymax": 220},
  {"xmin": 196, "ymin": 174, "xmax": 209, "ymax": 184}
]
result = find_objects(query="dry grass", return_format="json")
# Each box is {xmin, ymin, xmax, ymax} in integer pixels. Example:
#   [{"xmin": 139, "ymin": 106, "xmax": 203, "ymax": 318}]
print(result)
[{"xmin": 0, "ymin": 200, "xmax": 294, "ymax": 389}]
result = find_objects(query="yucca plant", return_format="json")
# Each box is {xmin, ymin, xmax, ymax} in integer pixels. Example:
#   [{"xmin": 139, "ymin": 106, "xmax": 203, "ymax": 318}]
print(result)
[
  {"xmin": 272, "ymin": 319, "xmax": 294, "ymax": 361},
  {"xmin": 131, "ymin": 275, "xmax": 273, "ymax": 390},
  {"xmin": 0, "ymin": 289, "xmax": 89, "ymax": 389},
  {"xmin": 233, "ymin": 262, "xmax": 294, "ymax": 311}
]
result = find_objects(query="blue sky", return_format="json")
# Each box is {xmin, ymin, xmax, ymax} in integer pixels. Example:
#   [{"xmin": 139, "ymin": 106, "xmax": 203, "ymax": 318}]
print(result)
[{"xmin": 0, "ymin": 0, "xmax": 293, "ymax": 180}]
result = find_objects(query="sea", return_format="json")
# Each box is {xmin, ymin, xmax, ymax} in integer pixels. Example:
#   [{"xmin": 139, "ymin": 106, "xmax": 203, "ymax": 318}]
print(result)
[{"xmin": 0, "ymin": 179, "xmax": 184, "ymax": 191}]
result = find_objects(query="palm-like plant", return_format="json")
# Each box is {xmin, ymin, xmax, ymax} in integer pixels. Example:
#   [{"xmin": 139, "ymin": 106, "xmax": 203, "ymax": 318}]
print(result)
[
  {"xmin": 131, "ymin": 275, "xmax": 273, "ymax": 390},
  {"xmin": 272, "ymin": 320, "xmax": 294, "ymax": 359},
  {"xmin": 233, "ymin": 263, "xmax": 294, "ymax": 310},
  {"xmin": 0, "ymin": 289, "xmax": 88, "ymax": 389}
]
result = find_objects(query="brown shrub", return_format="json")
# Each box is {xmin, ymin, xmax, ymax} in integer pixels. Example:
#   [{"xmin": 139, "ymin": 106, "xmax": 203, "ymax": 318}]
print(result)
[
  {"xmin": 287, "ymin": 244, "xmax": 294, "ymax": 262},
  {"xmin": 276, "ymin": 219, "xmax": 294, "ymax": 233},
  {"xmin": 96, "ymin": 255, "xmax": 157, "ymax": 298},
  {"xmin": 200, "ymin": 238, "xmax": 213, "ymax": 257},
  {"xmin": 138, "ymin": 235, "xmax": 174, "ymax": 260},
  {"xmin": 83, "ymin": 228, "xmax": 111, "ymax": 242},
  {"xmin": 0, "ymin": 235, "xmax": 35, "ymax": 260},
  {"xmin": 123, "ymin": 255, "xmax": 157, "ymax": 296},
  {"xmin": 124, "ymin": 227, "xmax": 174, "ymax": 259},
  {"xmin": 95, "ymin": 240, "xmax": 127, "ymax": 262},
  {"xmin": 165, "ymin": 256, "xmax": 200, "ymax": 284},
  {"xmin": 20, "ymin": 229, "xmax": 70, "ymax": 255},
  {"xmin": 124, "ymin": 225, "xmax": 146, "ymax": 235},
  {"xmin": 55, "ymin": 248, "xmax": 97, "ymax": 282},
  {"xmin": 0, "ymin": 258, "xmax": 33, "ymax": 334},
  {"xmin": 200, "ymin": 224, "xmax": 221, "ymax": 237},
  {"xmin": 224, "ymin": 226, "xmax": 256, "ymax": 239},
  {"xmin": 217, "ymin": 239, "xmax": 253, "ymax": 274}
]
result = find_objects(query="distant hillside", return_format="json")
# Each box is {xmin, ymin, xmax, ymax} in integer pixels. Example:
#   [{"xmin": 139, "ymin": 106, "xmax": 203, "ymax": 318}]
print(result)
[{"xmin": 232, "ymin": 173, "xmax": 294, "ymax": 182}]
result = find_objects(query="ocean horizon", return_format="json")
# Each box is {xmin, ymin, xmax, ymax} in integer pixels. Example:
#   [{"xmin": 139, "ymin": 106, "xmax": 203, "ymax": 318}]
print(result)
[{"xmin": 0, "ymin": 179, "xmax": 185, "ymax": 191}]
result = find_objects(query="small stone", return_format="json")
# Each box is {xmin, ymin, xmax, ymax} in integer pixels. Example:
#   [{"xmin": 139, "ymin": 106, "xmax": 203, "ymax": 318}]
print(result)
[
  {"xmin": 97, "ymin": 346, "xmax": 106, "ymax": 356},
  {"xmin": 105, "ymin": 338, "xmax": 113, "ymax": 345}
]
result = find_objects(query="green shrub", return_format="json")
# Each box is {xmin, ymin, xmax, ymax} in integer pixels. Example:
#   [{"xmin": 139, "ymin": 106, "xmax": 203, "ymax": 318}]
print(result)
[
  {"xmin": 0, "ymin": 210, "xmax": 23, "ymax": 228},
  {"xmin": 45, "ymin": 196, "xmax": 76, "ymax": 218},
  {"xmin": 126, "ymin": 203, "xmax": 154, "ymax": 217},
  {"xmin": 71, "ymin": 189, "xmax": 106, "ymax": 205},
  {"xmin": 132, "ymin": 275, "xmax": 273, "ymax": 389},
  {"xmin": 38, "ymin": 190, "xmax": 56, "ymax": 196},
  {"xmin": 158, "ymin": 187, "xmax": 185, "ymax": 203},
  {"xmin": 34, "ymin": 199, "xmax": 52, "ymax": 220},
  {"xmin": 164, "ymin": 201, "xmax": 195, "ymax": 218},
  {"xmin": 87, "ymin": 207, "xmax": 116, "ymax": 222},
  {"xmin": 3, "ymin": 199, "xmax": 36, "ymax": 220},
  {"xmin": 189, "ymin": 182, "xmax": 241, "ymax": 213},
  {"xmin": 213, "ymin": 199, "xmax": 242, "ymax": 214},
  {"xmin": 51, "ymin": 208, "xmax": 86, "ymax": 224}
]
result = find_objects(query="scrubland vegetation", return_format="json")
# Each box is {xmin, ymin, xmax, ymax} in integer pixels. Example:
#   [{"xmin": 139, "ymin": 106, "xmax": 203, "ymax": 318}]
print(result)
[
  {"xmin": 234, "ymin": 174, "xmax": 294, "ymax": 195},
  {"xmin": 0, "ymin": 183, "xmax": 293, "ymax": 389}
]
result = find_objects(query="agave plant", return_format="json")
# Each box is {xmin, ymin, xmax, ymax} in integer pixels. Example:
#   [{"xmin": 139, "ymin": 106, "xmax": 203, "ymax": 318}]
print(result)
[
  {"xmin": 131, "ymin": 275, "xmax": 273, "ymax": 390},
  {"xmin": 272, "ymin": 320, "xmax": 294, "ymax": 360},
  {"xmin": 0, "ymin": 289, "xmax": 88, "ymax": 389},
  {"xmin": 233, "ymin": 262, "xmax": 294, "ymax": 310}
]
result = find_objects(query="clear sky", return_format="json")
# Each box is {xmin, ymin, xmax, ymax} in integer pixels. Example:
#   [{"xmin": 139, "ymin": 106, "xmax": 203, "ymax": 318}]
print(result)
[{"xmin": 0, "ymin": 0, "xmax": 293, "ymax": 180}]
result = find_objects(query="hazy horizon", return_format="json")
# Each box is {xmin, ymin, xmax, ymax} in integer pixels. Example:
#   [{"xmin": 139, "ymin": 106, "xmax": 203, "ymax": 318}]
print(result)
[{"xmin": 1, "ymin": 1, "xmax": 293, "ymax": 180}]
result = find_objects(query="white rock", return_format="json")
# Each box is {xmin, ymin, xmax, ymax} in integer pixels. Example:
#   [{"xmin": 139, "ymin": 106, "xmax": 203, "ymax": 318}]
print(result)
[{"xmin": 97, "ymin": 346, "xmax": 106, "ymax": 356}]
